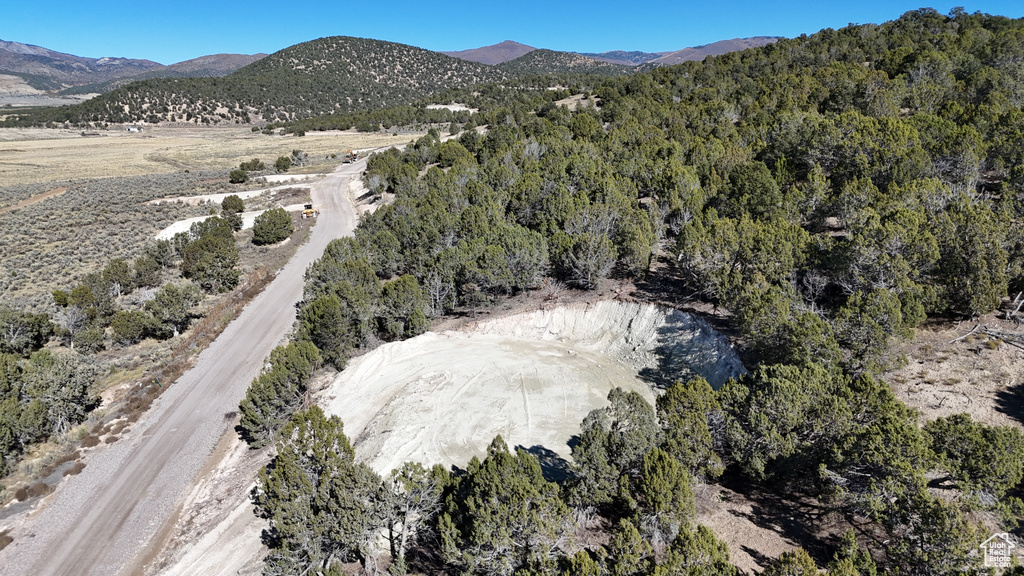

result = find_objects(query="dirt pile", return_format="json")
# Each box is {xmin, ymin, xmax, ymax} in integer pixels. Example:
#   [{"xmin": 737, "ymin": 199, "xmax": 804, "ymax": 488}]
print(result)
[{"xmin": 322, "ymin": 301, "xmax": 745, "ymax": 475}]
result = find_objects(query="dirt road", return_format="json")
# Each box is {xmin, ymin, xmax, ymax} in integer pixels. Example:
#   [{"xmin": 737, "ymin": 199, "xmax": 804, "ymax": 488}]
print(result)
[{"xmin": 0, "ymin": 160, "xmax": 365, "ymax": 576}]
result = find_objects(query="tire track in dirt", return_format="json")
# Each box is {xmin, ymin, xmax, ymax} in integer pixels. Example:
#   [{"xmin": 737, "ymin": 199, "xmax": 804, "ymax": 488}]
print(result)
[{"xmin": 0, "ymin": 186, "xmax": 69, "ymax": 215}]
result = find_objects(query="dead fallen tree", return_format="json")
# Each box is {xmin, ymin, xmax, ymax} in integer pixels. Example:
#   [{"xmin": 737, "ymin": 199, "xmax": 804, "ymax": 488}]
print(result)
[
  {"xmin": 951, "ymin": 321, "xmax": 1024, "ymax": 351},
  {"xmin": 1005, "ymin": 292, "xmax": 1023, "ymax": 325}
]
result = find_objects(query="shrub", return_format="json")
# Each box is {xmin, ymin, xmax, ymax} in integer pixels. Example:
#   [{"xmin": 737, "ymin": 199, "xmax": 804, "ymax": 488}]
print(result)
[
  {"xmin": 239, "ymin": 158, "xmax": 265, "ymax": 171},
  {"xmin": 222, "ymin": 210, "xmax": 243, "ymax": 232},
  {"xmin": 221, "ymin": 194, "xmax": 245, "ymax": 213},
  {"xmin": 73, "ymin": 326, "xmax": 105, "ymax": 354},
  {"xmin": 110, "ymin": 310, "xmax": 157, "ymax": 346},
  {"xmin": 229, "ymin": 169, "xmax": 249, "ymax": 184},
  {"xmin": 252, "ymin": 208, "xmax": 294, "ymax": 246}
]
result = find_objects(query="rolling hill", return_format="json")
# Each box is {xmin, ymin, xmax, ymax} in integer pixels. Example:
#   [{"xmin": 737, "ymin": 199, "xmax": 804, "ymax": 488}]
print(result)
[
  {"xmin": 57, "ymin": 53, "xmax": 269, "ymax": 95},
  {"xmin": 2, "ymin": 35, "xmax": 782, "ymax": 127},
  {"xmin": 577, "ymin": 50, "xmax": 670, "ymax": 66},
  {"xmin": 641, "ymin": 36, "xmax": 782, "ymax": 67},
  {"xmin": 7, "ymin": 36, "xmax": 508, "ymax": 126},
  {"xmin": 496, "ymin": 49, "xmax": 630, "ymax": 76}
]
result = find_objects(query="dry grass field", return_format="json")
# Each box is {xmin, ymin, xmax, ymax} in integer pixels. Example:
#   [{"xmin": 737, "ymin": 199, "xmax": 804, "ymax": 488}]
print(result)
[
  {"xmin": 0, "ymin": 126, "xmax": 412, "ymax": 188},
  {"xmin": 0, "ymin": 126, "xmax": 417, "ymax": 308}
]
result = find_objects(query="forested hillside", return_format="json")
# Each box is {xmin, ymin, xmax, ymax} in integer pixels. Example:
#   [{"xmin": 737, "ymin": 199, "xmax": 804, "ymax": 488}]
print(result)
[
  {"xmin": 238, "ymin": 8, "xmax": 1024, "ymax": 576},
  {"xmin": 2, "ymin": 39, "xmax": 634, "ymax": 128},
  {"xmin": 496, "ymin": 49, "xmax": 630, "ymax": 76},
  {"xmin": 2, "ymin": 37, "xmax": 507, "ymax": 126}
]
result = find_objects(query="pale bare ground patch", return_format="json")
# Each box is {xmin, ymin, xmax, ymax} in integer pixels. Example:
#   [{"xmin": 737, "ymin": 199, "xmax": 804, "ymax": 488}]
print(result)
[
  {"xmin": 555, "ymin": 93, "xmax": 598, "ymax": 111},
  {"xmin": 695, "ymin": 484, "xmax": 798, "ymax": 574},
  {"xmin": 884, "ymin": 314, "xmax": 1024, "ymax": 429},
  {"xmin": 426, "ymin": 103, "xmax": 478, "ymax": 113},
  {"xmin": 0, "ymin": 125, "xmax": 413, "ymax": 186}
]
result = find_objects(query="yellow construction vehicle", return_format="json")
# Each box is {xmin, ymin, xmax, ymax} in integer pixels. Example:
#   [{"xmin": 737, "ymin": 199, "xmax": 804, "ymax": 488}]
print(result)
[
  {"xmin": 302, "ymin": 204, "xmax": 319, "ymax": 218},
  {"xmin": 342, "ymin": 149, "xmax": 357, "ymax": 163}
]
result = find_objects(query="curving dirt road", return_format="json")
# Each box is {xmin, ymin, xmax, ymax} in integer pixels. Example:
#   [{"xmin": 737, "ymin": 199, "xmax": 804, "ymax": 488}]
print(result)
[{"xmin": 0, "ymin": 160, "xmax": 365, "ymax": 576}]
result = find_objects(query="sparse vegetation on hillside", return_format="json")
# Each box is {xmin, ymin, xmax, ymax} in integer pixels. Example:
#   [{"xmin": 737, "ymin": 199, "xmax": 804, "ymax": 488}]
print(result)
[
  {"xmin": 2, "ymin": 37, "xmax": 508, "ymax": 127},
  {"xmin": 3, "ymin": 39, "xmax": 635, "ymax": 129},
  {"xmin": 496, "ymin": 49, "xmax": 631, "ymax": 76}
]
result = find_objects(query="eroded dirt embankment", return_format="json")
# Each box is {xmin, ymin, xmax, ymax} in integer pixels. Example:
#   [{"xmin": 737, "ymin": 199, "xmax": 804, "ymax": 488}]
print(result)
[
  {"xmin": 323, "ymin": 300, "xmax": 745, "ymax": 475},
  {"xmin": 153, "ymin": 301, "xmax": 745, "ymax": 576}
]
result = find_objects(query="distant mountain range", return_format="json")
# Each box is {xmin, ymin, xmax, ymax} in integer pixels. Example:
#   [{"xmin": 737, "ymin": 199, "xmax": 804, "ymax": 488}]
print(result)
[
  {"xmin": 1, "ymin": 34, "xmax": 783, "ymax": 126},
  {"xmin": 442, "ymin": 38, "xmax": 781, "ymax": 67},
  {"xmin": 1, "ymin": 35, "xmax": 781, "ymax": 97},
  {"xmin": 0, "ymin": 39, "xmax": 266, "ymax": 93},
  {"xmin": 640, "ymin": 37, "xmax": 782, "ymax": 66},
  {"xmin": 442, "ymin": 41, "xmax": 536, "ymax": 66}
]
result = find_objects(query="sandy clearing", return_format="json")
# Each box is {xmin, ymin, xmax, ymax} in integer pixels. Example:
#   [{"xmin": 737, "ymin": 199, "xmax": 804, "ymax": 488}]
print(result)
[
  {"xmin": 555, "ymin": 94, "xmax": 598, "ymax": 111},
  {"xmin": 154, "ymin": 206, "xmax": 305, "ymax": 240},
  {"xmin": 153, "ymin": 203, "xmax": 311, "ymax": 240},
  {"xmin": 324, "ymin": 300, "xmax": 745, "ymax": 475},
  {"xmin": 325, "ymin": 331, "xmax": 656, "ymax": 473},
  {"xmin": 153, "ymin": 174, "xmax": 367, "ymax": 239},
  {"xmin": 259, "ymin": 173, "xmax": 328, "ymax": 184},
  {"xmin": 885, "ymin": 317, "xmax": 1024, "ymax": 429},
  {"xmin": 145, "ymin": 186, "xmax": 307, "ymax": 206}
]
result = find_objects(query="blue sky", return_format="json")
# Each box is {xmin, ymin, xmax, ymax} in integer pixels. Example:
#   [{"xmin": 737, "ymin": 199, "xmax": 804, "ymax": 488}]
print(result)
[{"xmin": 4, "ymin": 1, "xmax": 1024, "ymax": 64}]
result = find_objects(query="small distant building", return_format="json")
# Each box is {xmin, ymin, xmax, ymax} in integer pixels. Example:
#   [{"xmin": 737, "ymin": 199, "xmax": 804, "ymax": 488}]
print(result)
[{"xmin": 125, "ymin": 125, "xmax": 144, "ymax": 132}]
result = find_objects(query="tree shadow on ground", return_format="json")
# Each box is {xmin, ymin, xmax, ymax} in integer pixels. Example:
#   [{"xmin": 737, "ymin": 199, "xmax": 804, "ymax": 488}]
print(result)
[
  {"xmin": 740, "ymin": 545, "xmax": 776, "ymax": 571},
  {"xmin": 517, "ymin": 445, "xmax": 571, "ymax": 483},
  {"xmin": 996, "ymin": 381, "xmax": 1024, "ymax": 426},
  {"xmin": 635, "ymin": 314, "xmax": 746, "ymax": 391},
  {"xmin": 719, "ymin": 472, "xmax": 844, "ymax": 568}
]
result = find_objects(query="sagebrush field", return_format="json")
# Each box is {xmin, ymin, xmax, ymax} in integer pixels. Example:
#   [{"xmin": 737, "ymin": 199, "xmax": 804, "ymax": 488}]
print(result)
[{"xmin": 0, "ymin": 126, "xmax": 410, "ymax": 307}]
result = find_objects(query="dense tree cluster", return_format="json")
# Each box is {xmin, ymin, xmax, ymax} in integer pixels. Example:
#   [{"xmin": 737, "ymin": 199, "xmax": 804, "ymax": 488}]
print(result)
[
  {"xmin": 0, "ymin": 350, "xmax": 97, "ymax": 476},
  {"xmin": 178, "ymin": 216, "xmax": 241, "ymax": 292},
  {"xmin": 49, "ymin": 215, "xmax": 237, "ymax": 353},
  {"xmin": 238, "ymin": 8, "xmax": 1024, "ymax": 575}
]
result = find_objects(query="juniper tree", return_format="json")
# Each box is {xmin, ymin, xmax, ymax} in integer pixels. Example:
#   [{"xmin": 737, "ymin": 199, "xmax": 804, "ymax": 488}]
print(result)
[
  {"xmin": 252, "ymin": 208, "xmax": 294, "ymax": 246},
  {"xmin": 438, "ymin": 436, "xmax": 572, "ymax": 576},
  {"xmin": 252, "ymin": 407, "xmax": 382, "ymax": 574}
]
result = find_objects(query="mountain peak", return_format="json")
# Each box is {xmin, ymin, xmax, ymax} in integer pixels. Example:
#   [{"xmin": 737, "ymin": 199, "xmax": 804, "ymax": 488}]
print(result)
[{"xmin": 442, "ymin": 40, "xmax": 536, "ymax": 65}]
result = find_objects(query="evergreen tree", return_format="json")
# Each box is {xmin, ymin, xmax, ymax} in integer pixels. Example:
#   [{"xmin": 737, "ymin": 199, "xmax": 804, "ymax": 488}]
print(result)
[
  {"xmin": 252, "ymin": 207, "xmax": 294, "ymax": 246},
  {"xmin": 237, "ymin": 341, "xmax": 322, "ymax": 448},
  {"xmin": 252, "ymin": 407, "xmax": 383, "ymax": 574},
  {"xmin": 439, "ymin": 436, "xmax": 572, "ymax": 576}
]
